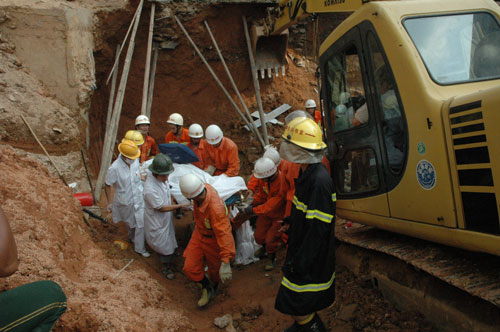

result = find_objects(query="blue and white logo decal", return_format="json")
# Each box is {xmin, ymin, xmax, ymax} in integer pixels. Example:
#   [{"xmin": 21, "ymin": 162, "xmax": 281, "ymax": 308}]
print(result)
[{"xmin": 416, "ymin": 160, "xmax": 436, "ymax": 190}]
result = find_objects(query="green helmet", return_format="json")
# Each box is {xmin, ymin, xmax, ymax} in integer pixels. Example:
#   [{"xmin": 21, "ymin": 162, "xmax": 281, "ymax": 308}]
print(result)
[{"xmin": 149, "ymin": 153, "xmax": 174, "ymax": 175}]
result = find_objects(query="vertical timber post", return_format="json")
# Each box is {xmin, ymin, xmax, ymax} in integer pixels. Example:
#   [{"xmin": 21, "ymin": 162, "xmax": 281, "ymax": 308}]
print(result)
[
  {"xmin": 243, "ymin": 16, "xmax": 269, "ymax": 146},
  {"xmin": 141, "ymin": 2, "xmax": 155, "ymax": 115},
  {"xmin": 94, "ymin": 0, "xmax": 144, "ymax": 202}
]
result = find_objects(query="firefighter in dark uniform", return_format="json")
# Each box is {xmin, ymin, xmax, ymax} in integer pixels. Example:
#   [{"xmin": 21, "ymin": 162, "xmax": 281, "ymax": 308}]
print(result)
[{"xmin": 275, "ymin": 114, "xmax": 336, "ymax": 332}]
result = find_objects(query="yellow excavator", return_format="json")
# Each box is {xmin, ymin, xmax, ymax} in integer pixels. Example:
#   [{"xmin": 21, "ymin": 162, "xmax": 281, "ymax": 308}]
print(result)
[{"xmin": 253, "ymin": 0, "xmax": 500, "ymax": 257}]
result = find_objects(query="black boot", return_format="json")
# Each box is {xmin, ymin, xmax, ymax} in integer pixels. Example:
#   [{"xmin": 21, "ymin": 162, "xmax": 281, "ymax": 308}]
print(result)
[
  {"xmin": 283, "ymin": 321, "xmax": 304, "ymax": 332},
  {"xmin": 302, "ymin": 314, "xmax": 326, "ymax": 332}
]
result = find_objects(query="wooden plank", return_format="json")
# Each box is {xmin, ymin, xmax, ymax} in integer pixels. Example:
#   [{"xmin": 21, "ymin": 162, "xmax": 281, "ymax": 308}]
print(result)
[
  {"xmin": 242, "ymin": 16, "xmax": 269, "ymax": 145},
  {"xmin": 20, "ymin": 114, "xmax": 68, "ymax": 186},
  {"xmin": 141, "ymin": 3, "xmax": 155, "ymax": 115},
  {"xmin": 245, "ymin": 103, "xmax": 291, "ymax": 130},
  {"xmin": 95, "ymin": 0, "xmax": 144, "ymax": 202},
  {"xmin": 146, "ymin": 44, "xmax": 158, "ymax": 118},
  {"xmin": 106, "ymin": 45, "xmax": 120, "ymax": 133}
]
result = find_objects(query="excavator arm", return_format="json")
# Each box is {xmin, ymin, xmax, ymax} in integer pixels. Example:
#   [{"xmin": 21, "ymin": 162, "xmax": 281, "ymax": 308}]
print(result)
[
  {"xmin": 252, "ymin": 0, "xmax": 366, "ymax": 78},
  {"xmin": 272, "ymin": 0, "xmax": 365, "ymax": 35}
]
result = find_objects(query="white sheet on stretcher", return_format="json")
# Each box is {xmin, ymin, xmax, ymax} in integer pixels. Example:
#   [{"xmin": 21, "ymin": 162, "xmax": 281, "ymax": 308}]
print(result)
[{"xmin": 141, "ymin": 161, "xmax": 259, "ymax": 265}]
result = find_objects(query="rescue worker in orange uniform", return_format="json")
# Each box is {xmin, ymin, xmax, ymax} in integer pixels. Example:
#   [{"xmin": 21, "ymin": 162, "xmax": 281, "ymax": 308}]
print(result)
[
  {"xmin": 203, "ymin": 124, "xmax": 240, "ymax": 177},
  {"xmin": 305, "ymin": 99, "xmax": 322, "ymax": 126},
  {"xmin": 240, "ymin": 157, "xmax": 287, "ymax": 271},
  {"xmin": 135, "ymin": 115, "xmax": 158, "ymax": 163},
  {"xmin": 164, "ymin": 113, "xmax": 191, "ymax": 145},
  {"xmin": 179, "ymin": 173, "xmax": 235, "ymax": 307},
  {"xmin": 188, "ymin": 123, "xmax": 207, "ymax": 169}
]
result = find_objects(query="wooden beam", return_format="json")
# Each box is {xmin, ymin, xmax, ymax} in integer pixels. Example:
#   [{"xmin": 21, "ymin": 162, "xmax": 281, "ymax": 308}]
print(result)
[
  {"xmin": 20, "ymin": 114, "xmax": 68, "ymax": 186},
  {"xmin": 146, "ymin": 44, "xmax": 158, "ymax": 119},
  {"xmin": 95, "ymin": 0, "xmax": 144, "ymax": 202},
  {"xmin": 105, "ymin": 1, "xmax": 143, "ymax": 85},
  {"xmin": 141, "ymin": 2, "xmax": 155, "ymax": 115},
  {"xmin": 243, "ymin": 16, "xmax": 269, "ymax": 146},
  {"xmin": 106, "ymin": 44, "xmax": 120, "ymax": 133},
  {"xmin": 174, "ymin": 15, "xmax": 258, "ymax": 139},
  {"xmin": 204, "ymin": 20, "xmax": 265, "ymax": 149}
]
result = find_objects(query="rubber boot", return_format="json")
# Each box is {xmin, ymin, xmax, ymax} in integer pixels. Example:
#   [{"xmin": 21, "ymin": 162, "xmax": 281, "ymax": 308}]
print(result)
[
  {"xmin": 254, "ymin": 246, "xmax": 266, "ymax": 259},
  {"xmin": 302, "ymin": 314, "xmax": 326, "ymax": 332},
  {"xmin": 197, "ymin": 286, "xmax": 215, "ymax": 307},
  {"xmin": 264, "ymin": 253, "xmax": 276, "ymax": 271},
  {"xmin": 283, "ymin": 322, "xmax": 304, "ymax": 332}
]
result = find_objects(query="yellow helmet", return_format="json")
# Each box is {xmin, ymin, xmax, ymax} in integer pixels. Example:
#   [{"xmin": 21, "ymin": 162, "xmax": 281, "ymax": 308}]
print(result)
[
  {"xmin": 282, "ymin": 117, "xmax": 326, "ymax": 150},
  {"xmin": 122, "ymin": 130, "xmax": 144, "ymax": 146},
  {"xmin": 118, "ymin": 139, "xmax": 141, "ymax": 160}
]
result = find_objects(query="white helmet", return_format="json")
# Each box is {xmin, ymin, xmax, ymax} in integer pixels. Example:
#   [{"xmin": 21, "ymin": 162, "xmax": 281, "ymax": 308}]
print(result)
[
  {"xmin": 305, "ymin": 99, "xmax": 317, "ymax": 109},
  {"xmin": 254, "ymin": 157, "xmax": 277, "ymax": 179},
  {"xmin": 205, "ymin": 124, "xmax": 223, "ymax": 145},
  {"xmin": 188, "ymin": 123, "xmax": 204, "ymax": 138},
  {"xmin": 180, "ymin": 173, "xmax": 205, "ymax": 199},
  {"xmin": 263, "ymin": 145, "xmax": 281, "ymax": 166},
  {"xmin": 167, "ymin": 113, "xmax": 184, "ymax": 126},
  {"xmin": 135, "ymin": 115, "xmax": 150, "ymax": 126}
]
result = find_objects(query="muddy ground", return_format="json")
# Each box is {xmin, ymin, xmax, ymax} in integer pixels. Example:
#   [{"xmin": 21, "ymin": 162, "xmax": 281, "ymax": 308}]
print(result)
[{"xmin": 0, "ymin": 146, "xmax": 436, "ymax": 331}]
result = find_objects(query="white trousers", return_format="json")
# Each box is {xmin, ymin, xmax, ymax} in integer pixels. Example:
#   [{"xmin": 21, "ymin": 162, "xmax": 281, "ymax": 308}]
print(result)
[{"xmin": 127, "ymin": 225, "xmax": 146, "ymax": 254}]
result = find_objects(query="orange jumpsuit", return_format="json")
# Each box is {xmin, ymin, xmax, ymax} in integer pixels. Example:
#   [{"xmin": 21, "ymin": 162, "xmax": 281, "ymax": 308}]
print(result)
[
  {"xmin": 252, "ymin": 170, "xmax": 288, "ymax": 254},
  {"xmin": 190, "ymin": 139, "xmax": 207, "ymax": 169},
  {"xmin": 204, "ymin": 137, "xmax": 240, "ymax": 176},
  {"xmin": 164, "ymin": 127, "xmax": 191, "ymax": 145},
  {"xmin": 247, "ymin": 174, "xmax": 259, "ymax": 193},
  {"xmin": 281, "ymin": 160, "xmax": 301, "ymax": 218},
  {"xmin": 314, "ymin": 110, "xmax": 322, "ymax": 126},
  {"xmin": 139, "ymin": 135, "xmax": 158, "ymax": 163},
  {"xmin": 183, "ymin": 184, "xmax": 236, "ymax": 283}
]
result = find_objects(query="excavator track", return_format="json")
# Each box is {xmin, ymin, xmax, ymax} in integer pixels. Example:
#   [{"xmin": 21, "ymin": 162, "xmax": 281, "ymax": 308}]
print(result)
[{"xmin": 335, "ymin": 219, "xmax": 500, "ymax": 309}]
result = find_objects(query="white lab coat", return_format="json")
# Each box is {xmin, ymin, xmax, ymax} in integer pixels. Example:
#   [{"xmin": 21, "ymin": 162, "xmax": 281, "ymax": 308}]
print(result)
[
  {"xmin": 143, "ymin": 173, "xmax": 178, "ymax": 256},
  {"xmin": 105, "ymin": 156, "xmax": 144, "ymax": 228}
]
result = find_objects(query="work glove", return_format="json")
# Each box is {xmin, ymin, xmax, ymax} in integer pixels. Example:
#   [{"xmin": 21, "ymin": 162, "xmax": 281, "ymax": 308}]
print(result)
[
  {"xmin": 204, "ymin": 165, "xmax": 216, "ymax": 176},
  {"xmin": 219, "ymin": 261, "xmax": 232, "ymax": 283},
  {"xmin": 106, "ymin": 204, "xmax": 113, "ymax": 213}
]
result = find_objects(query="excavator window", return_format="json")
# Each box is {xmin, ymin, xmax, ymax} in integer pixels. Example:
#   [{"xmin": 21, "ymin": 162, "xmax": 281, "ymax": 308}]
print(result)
[
  {"xmin": 366, "ymin": 32, "xmax": 405, "ymax": 174},
  {"xmin": 404, "ymin": 11, "xmax": 500, "ymax": 84},
  {"xmin": 325, "ymin": 45, "xmax": 368, "ymax": 133},
  {"xmin": 321, "ymin": 21, "xmax": 408, "ymax": 197}
]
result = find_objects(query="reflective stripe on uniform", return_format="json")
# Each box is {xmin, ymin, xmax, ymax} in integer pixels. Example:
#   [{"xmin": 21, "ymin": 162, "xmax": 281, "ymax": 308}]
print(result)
[
  {"xmin": 292, "ymin": 196, "xmax": 335, "ymax": 223},
  {"xmin": 332, "ymin": 193, "xmax": 337, "ymax": 202},
  {"xmin": 281, "ymin": 272, "xmax": 335, "ymax": 293}
]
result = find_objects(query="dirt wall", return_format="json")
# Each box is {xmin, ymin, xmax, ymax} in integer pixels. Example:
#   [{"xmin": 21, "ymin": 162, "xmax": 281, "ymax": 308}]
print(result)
[
  {"xmin": 0, "ymin": 147, "xmax": 190, "ymax": 331},
  {"xmin": 90, "ymin": 2, "xmax": 319, "ymax": 176}
]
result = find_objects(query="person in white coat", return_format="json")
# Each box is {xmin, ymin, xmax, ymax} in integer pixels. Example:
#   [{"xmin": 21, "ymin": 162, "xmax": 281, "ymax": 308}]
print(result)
[
  {"xmin": 105, "ymin": 139, "xmax": 150, "ymax": 257},
  {"xmin": 144, "ymin": 153, "xmax": 187, "ymax": 279}
]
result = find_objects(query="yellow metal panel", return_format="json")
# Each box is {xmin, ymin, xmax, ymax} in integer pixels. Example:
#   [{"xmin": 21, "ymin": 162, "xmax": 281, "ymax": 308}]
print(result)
[
  {"xmin": 457, "ymin": 163, "xmax": 492, "ymax": 170},
  {"xmin": 307, "ymin": 0, "xmax": 364, "ymax": 13},
  {"xmin": 444, "ymin": 86, "xmax": 500, "ymax": 232},
  {"xmin": 450, "ymin": 119, "xmax": 484, "ymax": 129},
  {"xmin": 336, "ymin": 193, "xmax": 389, "ymax": 217},
  {"xmin": 459, "ymin": 186, "xmax": 495, "ymax": 194},
  {"xmin": 452, "ymin": 132, "xmax": 486, "ymax": 140},
  {"xmin": 453, "ymin": 142, "xmax": 488, "ymax": 150}
]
